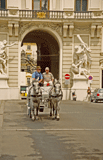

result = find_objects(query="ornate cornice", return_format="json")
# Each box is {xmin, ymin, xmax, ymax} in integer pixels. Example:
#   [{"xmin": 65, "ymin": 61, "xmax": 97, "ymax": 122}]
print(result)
[
  {"xmin": 19, "ymin": 22, "xmax": 63, "ymax": 37},
  {"xmin": 74, "ymin": 25, "xmax": 90, "ymax": 33},
  {"xmin": 0, "ymin": 23, "xmax": 8, "ymax": 30}
]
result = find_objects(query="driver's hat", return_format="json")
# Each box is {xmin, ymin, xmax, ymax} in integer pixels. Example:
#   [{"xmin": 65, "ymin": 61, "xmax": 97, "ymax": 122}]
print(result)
[
  {"xmin": 36, "ymin": 66, "xmax": 41, "ymax": 69},
  {"xmin": 45, "ymin": 67, "xmax": 49, "ymax": 70}
]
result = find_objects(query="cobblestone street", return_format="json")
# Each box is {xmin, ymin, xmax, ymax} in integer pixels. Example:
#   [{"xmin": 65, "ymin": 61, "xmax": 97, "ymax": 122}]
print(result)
[{"xmin": 0, "ymin": 100, "xmax": 103, "ymax": 160}]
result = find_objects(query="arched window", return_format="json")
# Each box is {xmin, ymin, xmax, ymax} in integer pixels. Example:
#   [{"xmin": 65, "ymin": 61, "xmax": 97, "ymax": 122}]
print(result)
[
  {"xmin": 76, "ymin": 0, "xmax": 87, "ymax": 11},
  {"xmin": 0, "ymin": 0, "xmax": 6, "ymax": 9},
  {"xmin": 32, "ymin": 0, "xmax": 50, "ymax": 10}
]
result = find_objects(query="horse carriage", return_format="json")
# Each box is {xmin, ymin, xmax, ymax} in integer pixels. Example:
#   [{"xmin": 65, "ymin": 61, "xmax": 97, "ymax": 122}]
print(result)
[{"xmin": 27, "ymin": 79, "xmax": 63, "ymax": 121}]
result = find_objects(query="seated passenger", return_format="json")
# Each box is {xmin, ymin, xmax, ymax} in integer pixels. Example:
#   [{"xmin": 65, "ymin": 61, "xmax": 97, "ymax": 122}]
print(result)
[{"xmin": 43, "ymin": 67, "xmax": 54, "ymax": 86}]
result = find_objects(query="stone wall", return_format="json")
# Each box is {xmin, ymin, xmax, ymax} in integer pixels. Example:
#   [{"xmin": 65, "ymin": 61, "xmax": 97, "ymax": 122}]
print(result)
[
  {"xmin": 62, "ymin": 37, "xmax": 72, "ymax": 88},
  {"xmin": 8, "ymin": 36, "xmax": 18, "ymax": 87},
  {"xmin": 90, "ymin": 35, "xmax": 101, "ymax": 89}
]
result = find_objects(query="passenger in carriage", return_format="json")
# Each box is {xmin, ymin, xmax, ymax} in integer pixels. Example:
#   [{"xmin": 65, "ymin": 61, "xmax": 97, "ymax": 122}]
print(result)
[
  {"xmin": 43, "ymin": 67, "xmax": 54, "ymax": 86},
  {"xmin": 32, "ymin": 66, "xmax": 43, "ymax": 86}
]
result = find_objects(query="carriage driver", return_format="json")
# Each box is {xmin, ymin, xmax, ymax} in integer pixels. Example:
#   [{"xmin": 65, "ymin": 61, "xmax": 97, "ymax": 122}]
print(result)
[
  {"xmin": 43, "ymin": 67, "xmax": 54, "ymax": 86},
  {"xmin": 32, "ymin": 66, "xmax": 43, "ymax": 86}
]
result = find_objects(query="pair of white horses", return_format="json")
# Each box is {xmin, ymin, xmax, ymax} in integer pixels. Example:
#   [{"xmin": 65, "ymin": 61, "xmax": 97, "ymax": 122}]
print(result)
[{"xmin": 27, "ymin": 79, "xmax": 63, "ymax": 121}]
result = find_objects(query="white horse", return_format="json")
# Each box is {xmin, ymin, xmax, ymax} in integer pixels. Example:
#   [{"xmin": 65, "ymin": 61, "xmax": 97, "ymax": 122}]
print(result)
[
  {"xmin": 27, "ymin": 79, "xmax": 41, "ymax": 121},
  {"xmin": 50, "ymin": 79, "xmax": 63, "ymax": 121}
]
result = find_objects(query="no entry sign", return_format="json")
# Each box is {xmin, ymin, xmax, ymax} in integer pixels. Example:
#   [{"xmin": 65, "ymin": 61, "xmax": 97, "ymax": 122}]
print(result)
[
  {"xmin": 65, "ymin": 74, "xmax": 70, "ymax": 80},
  {"xmin": 88, "ymin": 75, "xmax": 93, "ymax": 80}
]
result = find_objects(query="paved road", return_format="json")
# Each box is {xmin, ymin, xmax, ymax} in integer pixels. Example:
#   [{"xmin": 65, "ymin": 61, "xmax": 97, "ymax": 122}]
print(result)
[{"xmin": 0, "ymin": 100, "xmax": 103, "ymax": 160}]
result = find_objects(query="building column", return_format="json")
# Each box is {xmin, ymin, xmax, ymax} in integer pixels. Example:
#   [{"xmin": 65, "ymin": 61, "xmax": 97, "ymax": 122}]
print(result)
[
  {"xmin": 14, "ymin": 22, "xmax": 19, "ymax": 36},
  {"xmin": 52, "ymin": 0, "xmax": 56, "ymax": 9},
  {"xmin": 8, "ymin": 22, "xmax": 13, "ymax": 36},
  {"xmin": 63, "ymin": 24, "xmax": 68, "ymax": 38},
  {"xmin": 101, "ymin": 24, "xmax": 103, "ymax": 55},
  {"xmin": 69, "ymin": 24, "xmax": 74, "ymax": 38},
  {"xmin": 26, "ymin": 0, "xmax": 30, "ymax": 9},
  {"xmin": 91, "ymin": 25, "xmax": 96, "ymax": 38},
  {"xmin": 97, "ymin": 25, "xmax": 102, "ymax": 38}
]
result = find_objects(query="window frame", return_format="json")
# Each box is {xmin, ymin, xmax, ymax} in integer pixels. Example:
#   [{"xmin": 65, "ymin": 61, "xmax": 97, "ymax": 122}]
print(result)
[
  {"xmin": 27, "ymin": 78, "xmax": 30, "ymax": 85},
  {"xmin": 75, "ymin": 0, "xmax": 88, "ymax": 12},
  {"xmin": 32, "ymin": 0, "xmax": 50, "ymax": 10},
  {"xmin": 27, "ymin": 45, "xmax": 31, "ymax": 50},
  {"xmin": 0, "ymin": 0, "xmax": 6, "ymax": 9}
]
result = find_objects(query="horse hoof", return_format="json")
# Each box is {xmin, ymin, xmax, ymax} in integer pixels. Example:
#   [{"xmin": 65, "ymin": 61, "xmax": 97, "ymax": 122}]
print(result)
[
  {"xmin": 32, "ymin": 115, "xmax": 35, "ymax": 121},
  {"xmin": 50, "ymin": 112, "xmax": 52, "ymax": 116},
  {"xmin": 57, "ymin": 118, "xmax": 60, "ymax": 121},
  {"xmin": 56, "ymin": 115, "xmax": 60, "ymax": 121},
  {"xmin": 36, "ymin": 116, "xmax": 39, "ymax": 120},
  {"xmin": 52, "ymin": 116, "xmax": 55, "ymax": 120}
]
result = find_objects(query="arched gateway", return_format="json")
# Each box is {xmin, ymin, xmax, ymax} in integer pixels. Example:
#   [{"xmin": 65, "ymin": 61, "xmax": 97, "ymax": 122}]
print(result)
[
  {"xmin": 21, "ymin": 30, "xmax": 59, "ymax": 78},
  {"xmin": 20, "ymin": 27, "xmax": 62, "ymax": 82}
]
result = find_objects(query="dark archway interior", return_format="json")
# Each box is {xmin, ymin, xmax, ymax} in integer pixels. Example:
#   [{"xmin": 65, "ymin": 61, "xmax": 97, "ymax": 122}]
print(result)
[{"xmin": 22, "ymin": 30, "xmax": 59, "ymax": 79}]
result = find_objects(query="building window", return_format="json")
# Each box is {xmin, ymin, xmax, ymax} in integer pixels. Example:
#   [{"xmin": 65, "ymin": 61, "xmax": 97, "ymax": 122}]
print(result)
[
  {"xmin": 27, "ymin": 45, "xmax": 31, "ymax": 50},
  {"xmin": 27, "ymin": 55, "xmax": 30, "ymax": 60},
  {"xmin": 32, "ymin": 0, "xmax": 49, "ymax": 10},
  {"xmin": 27, "ymin": 66, "xmax": 31, "ymax": 73},
  {"xmin": 27, "ymin": 78, "xmax": 30, "ymax": 85},
  {"xmin": 21, "ymin": 69, "xmax": 24, "ymax": 72},
  {"xmin": 0, "ymin": 0, "xmax": 6, "ymax": 9},
  {"xmin": 76, "ymin": 0, "xmax": 87, "ymax": 11}
]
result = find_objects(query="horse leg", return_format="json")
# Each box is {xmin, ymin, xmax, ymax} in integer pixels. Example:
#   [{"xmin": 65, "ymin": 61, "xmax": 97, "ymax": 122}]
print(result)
[
  {"xmin": 30, "ymin": 97, "xmax": 34, "ymax": 119},
  {"xmin": 31, "ymin": 101, "xmax": 36, "ymax": 121},
  {"xmin": 52, "ymin": 103, "xmax": 56, "ymax": 120},
  {"xmin": 50, "ymin": 100, "xmax": 52, "ymax": 117},
  {"xmin": 36, "ymin": 103, "xmax": 39, "ymax": 120},
  {"xmin": 31, "ymin": 109, "xmax": 35, "ymax": 121},
  {"xmin": 56, "ymin": 101, "xmax": 60, "ymax": 121}
]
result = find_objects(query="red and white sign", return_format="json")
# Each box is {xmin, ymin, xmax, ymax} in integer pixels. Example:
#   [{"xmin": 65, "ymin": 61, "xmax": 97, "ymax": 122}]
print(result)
[{"xmin": 65, "ymin": 74, "xmax": 70, "ymax": 80}]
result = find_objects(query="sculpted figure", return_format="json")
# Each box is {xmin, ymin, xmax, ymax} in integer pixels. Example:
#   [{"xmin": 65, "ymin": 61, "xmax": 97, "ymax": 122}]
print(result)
[
  {"xmin": 71, "ymin": 35, "xmax": 92, "ymax": 79},
  {"xmin": 0, "ymin": 40, "xmax": 17, "ymax": 75}
]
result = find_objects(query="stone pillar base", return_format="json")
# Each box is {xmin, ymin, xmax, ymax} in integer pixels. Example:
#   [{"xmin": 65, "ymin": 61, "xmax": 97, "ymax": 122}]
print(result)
[
  {"xmin": 71, "ymin": 76, "xmax": 89, "ymax": 101},
  {"xmin": 0, "ymin": 75, "xmax": 9, "ymax": 88},
  {"xmin": 0, "ymin": 88, "xmax": 20, "ymax": 100}
]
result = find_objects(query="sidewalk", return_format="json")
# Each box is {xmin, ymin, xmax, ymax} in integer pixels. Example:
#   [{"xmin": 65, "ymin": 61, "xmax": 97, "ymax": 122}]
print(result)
[
  {"xmin": 0, "ymin": 101, "xmax": 4, "ymax": 128},
  {"xmin": 0, "ymin": 101, "xmax": 4, "ymax": 157}
]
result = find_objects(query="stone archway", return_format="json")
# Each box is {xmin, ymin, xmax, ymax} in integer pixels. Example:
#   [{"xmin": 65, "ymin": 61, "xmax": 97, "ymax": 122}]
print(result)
[{"xmin": 20, "ymin": 27, "xmax": 62, "ymax": 80}]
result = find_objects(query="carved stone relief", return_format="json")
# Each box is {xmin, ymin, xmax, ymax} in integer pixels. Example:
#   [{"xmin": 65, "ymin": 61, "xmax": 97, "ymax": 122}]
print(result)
[
  {"xmin": 71, "ymin": 34, "xmax": 92, "ymax": 79},
  {"xmin": 93, "ymin": 11, "xmax": 102, "ymax": 17},
  {"xmin": 99, "ymin": 59, "xmax": 103, "ymax": 67},
  {"xmin": 9, "ymin": 9, "xmax": 18, "ymax": 15},
  {"xmin": 74, "ymin": 26, "xmax": 90, "ymax": 34},
  {"xmin": 19, "ymin": 22, "xmax": 63, "ymax": 37},
  {"xmin": 64, "ymin": 11, "xmax": 73, "ymax": 18},
  {"xmin": 0, "ymin": 23, "xmax": 8, "ymax": 31}
]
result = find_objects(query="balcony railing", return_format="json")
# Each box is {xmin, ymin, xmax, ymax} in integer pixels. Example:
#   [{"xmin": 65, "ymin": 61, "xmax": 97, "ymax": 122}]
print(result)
[
  {"xmin": 74, "ymin": 11, "xmax": 92, "ymax": 19},
  {"xmin": 0, "ymin": 9, "xmax": 93, "ymax": 19},
  {"xmin": 0, "ymin": 9, "xmax": 8, "ymax": 17},
  {"xmin": 19, "ymin": 10, "xmax": 64, "ymax": 19}
]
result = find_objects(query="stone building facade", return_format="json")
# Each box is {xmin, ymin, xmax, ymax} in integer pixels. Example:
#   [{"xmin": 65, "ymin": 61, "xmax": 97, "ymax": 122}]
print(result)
[{"xmin": 0, "ymin": 0, "xmax": 103, "ymax": 100}]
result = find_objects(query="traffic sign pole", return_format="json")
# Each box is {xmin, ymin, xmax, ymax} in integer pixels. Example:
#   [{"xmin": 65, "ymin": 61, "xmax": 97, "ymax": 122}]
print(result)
[
  {"xmin": 65, "ymin": 74, "xmax": 70, "ymax": 100},
  {"xmin": 88, "ymin": 75, "xmax": 93, "ymax": 88}
]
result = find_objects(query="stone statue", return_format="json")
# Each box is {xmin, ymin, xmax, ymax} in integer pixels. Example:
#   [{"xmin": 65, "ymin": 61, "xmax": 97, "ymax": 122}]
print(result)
[
  {"xmin": 71, "ymin": 35, "xmax": 92, "ymax": 79},
  {"xmin": 0, "ymin": 40, "xmax": 17, "ymax": 75}
]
